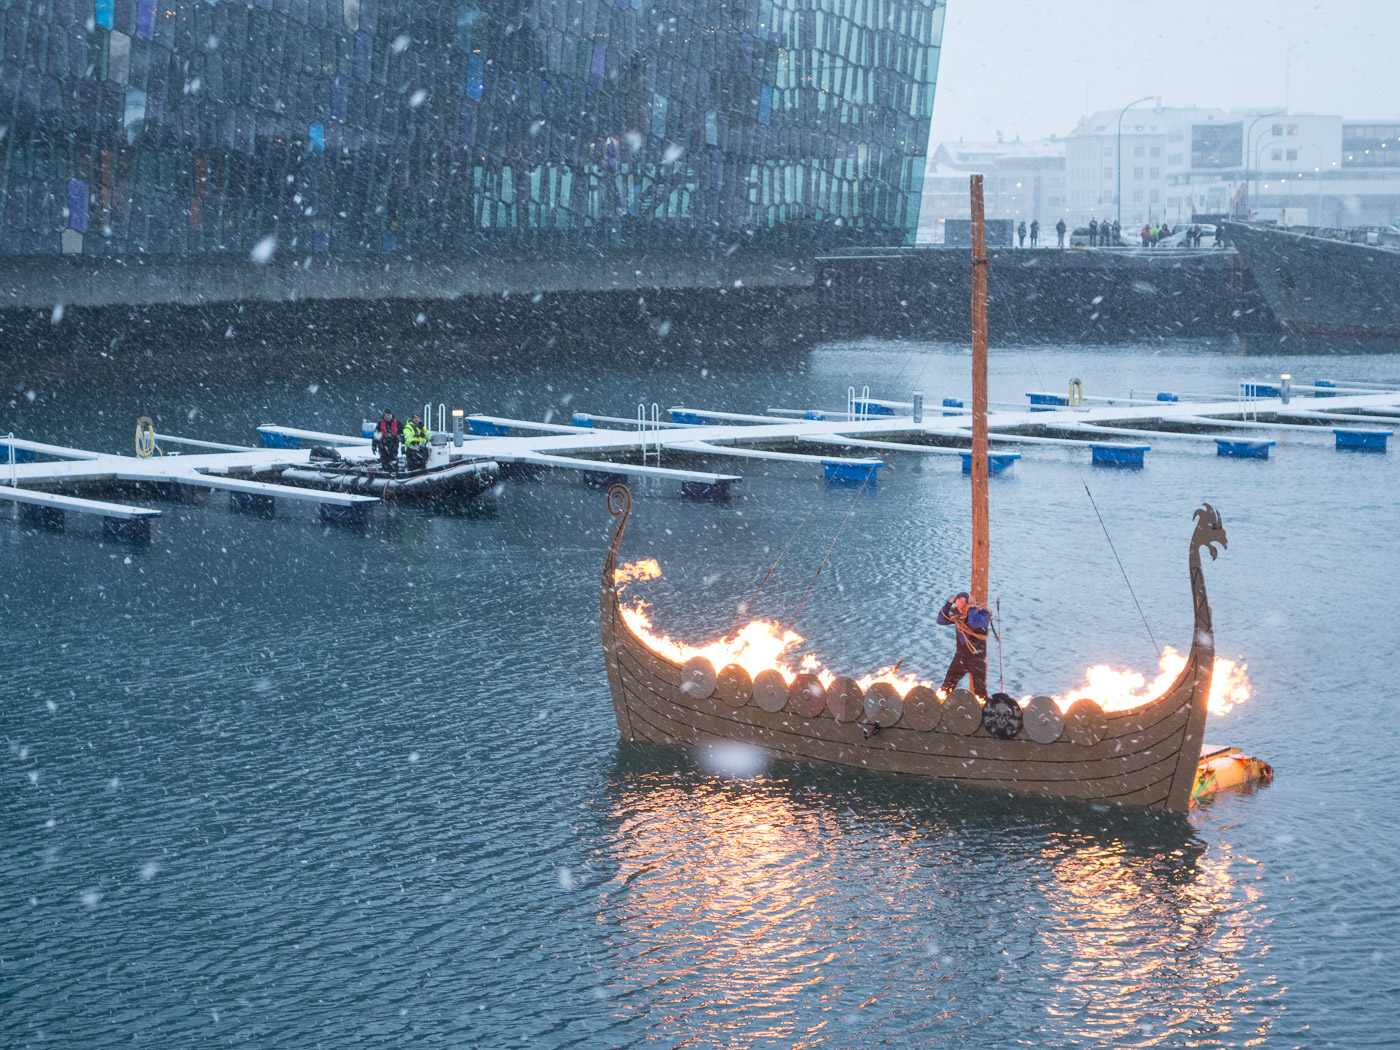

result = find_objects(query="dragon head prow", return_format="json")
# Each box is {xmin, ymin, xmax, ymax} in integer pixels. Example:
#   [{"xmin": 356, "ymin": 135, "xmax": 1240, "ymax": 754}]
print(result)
[{"xmin": 1192, "ymin": 503, "xmax": 1228, "ymax": 560}]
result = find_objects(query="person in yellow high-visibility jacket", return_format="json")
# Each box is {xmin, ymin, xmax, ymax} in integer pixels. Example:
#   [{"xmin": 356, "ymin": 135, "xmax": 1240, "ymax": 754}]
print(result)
[{"xmin": 403, "ymin": 415, "xmax": 430, "ymax": 472}]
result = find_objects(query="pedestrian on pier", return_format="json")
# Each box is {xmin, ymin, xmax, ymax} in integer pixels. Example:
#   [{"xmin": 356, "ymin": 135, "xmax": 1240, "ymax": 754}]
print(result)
[
  {"xmin": 1111, "ymin": 220, "xmax": 1121, "ymax": 246},
  {"xmin": 1029, "ymin": 219, "xmax": 1039, "ymax": 247},
  {"xmin": 1055, "ymin": 218, "xmax": 1066, "ymax": 247},
  {"xmin": 1017, "ymin": 221, "xmax": 1027, "ymax": 247},
  {"xmin": 372, "ymin": 410, "xmax": 401, "ymax": 471},
  {"xmin": 1140, "ymin": 223, "xmax": 1151, "ymax": 248},
  {"xmin": 938, "ymin": 592, "xmax": 993, "ymax": 699},
  {"xmin": 1088, "ymin": 218, "xmax": 1099, "ymax": 247}
]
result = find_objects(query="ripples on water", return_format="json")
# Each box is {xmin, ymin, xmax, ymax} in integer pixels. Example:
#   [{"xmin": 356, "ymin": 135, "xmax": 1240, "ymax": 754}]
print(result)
[{"xmin": 3, "ymin": 339, "xmax": 1399, "ymax": 1046}]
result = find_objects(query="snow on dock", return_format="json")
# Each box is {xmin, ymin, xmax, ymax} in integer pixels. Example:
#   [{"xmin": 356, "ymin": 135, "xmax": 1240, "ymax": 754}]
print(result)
[{"xmin": 3, "ymin": 378, "xmax": 1397, "ymax": 541}]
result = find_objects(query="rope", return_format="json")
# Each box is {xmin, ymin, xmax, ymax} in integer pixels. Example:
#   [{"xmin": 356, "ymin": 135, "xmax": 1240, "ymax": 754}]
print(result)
[
  {"xmin": 1082, "ymin": 481, "xmax": 1161, "ymax": 657},
  {"xmin": 786, "ymin": 472, "xmax": 871, "ymax": 632},
  {"xmin": 134, "ymin": 417, "xmax": 161, "ymax": 459},
  {"xmin": 729, "ymin": 477, "xmax": 831, "ymax": 636}
]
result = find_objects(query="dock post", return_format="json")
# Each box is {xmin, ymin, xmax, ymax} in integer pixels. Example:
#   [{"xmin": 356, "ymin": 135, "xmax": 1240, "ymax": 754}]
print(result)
[
  {"xmin": 452, "ymin": 409, "xmax": 464, "ymax": 447},
  {"xmin": 103, "ymin": 516, "xmax": 151, "ymax": 543},
  {"xmin": 229, "ymin": 491, "xmax": 277, "ymax": 517},
  {"xmin": 1280, "ymin": 373, "xmax": 1292, "ymax": 404},
  {"xmin": 19, "ymin": 503, "xmax": 65, "ymax": 530},
  {"xmin": 912, "ymin": 391, "xmax": 924, "ymax": 423},
  {"xmin": 319, "ymin": 502, "xmax": 372, "ymax": 526}
]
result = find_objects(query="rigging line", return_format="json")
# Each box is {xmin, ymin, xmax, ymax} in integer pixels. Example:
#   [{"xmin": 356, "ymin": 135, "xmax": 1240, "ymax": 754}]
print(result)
[
  {"xmin": 1082, "ymin": 481, "xmax": 1162, "ymax": 658},
  {"xmin": 729, "ymin": 475, "xmax": 832, "ymax": 636},
  {"xmin": 786, "ymin": 472, "xmax": 872, "ymax": 633}
]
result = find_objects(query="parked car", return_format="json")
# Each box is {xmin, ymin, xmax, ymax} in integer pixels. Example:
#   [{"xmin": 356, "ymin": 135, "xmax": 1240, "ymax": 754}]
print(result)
[
  {"xmin": 1069, "ymin": 225, "xmax": 1126, "ymax": 247},
  {"xmin": 1160, "ymin": 223, "xmax": 1217, "ymax": 248}
]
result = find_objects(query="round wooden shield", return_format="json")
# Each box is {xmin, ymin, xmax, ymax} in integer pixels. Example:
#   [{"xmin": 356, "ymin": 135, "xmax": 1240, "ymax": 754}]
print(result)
[
  {"xmin": 826, "ymin": 677, "xmax": 864, "ymax": 723},
  {"xmin": 981, "ymin": 692, "xmax": 1023, "ymax": 740},
  {"xmin": 788, "ymin": 673, "xmax": 826, "ymax": 718},
  {"xmin": 715, "ymin": 663, "xmax": 753, "ymax": 708},
  {"xmin": 1022, "ymin": 695, "xmax": 1064, "ymax": 744},
  {"xmin": 944, "ymin": 689, "xmax": 982, "ymax": 736},
  {"xmin": 1064, "ymin": 698, "xmax": 1107, "ymax": 747},
  {"xmin": 680, "ymin": 656, "xmax": 717, "ymax": 700},
  {"xmin": 863, "ymin": 682, "xmax": 904, "ymax": 727},
  {"xmin": 902, "ymin": 685, "xmax": 943, "ymax": 732},
  {"xmin": 752, "ymin": 669, "xmax": 789, "ymax": 713}
]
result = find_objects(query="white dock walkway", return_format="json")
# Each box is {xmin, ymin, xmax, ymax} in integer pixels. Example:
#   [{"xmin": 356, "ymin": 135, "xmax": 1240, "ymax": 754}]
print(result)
[{"xmin": 4, "ymin": 380, "xmax": 1398, "ymax": 540}]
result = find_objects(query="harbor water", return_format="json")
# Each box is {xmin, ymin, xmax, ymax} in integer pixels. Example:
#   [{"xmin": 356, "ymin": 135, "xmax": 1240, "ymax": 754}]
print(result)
[{"xmin": 4, "ymin": 336, "xmax": 1399, "ymax": 1047}]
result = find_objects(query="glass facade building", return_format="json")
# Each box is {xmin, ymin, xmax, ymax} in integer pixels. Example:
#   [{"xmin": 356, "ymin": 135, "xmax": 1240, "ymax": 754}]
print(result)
[{"xmin": 0, "ymin": 0, "xmax": 943, "ymax": 262}]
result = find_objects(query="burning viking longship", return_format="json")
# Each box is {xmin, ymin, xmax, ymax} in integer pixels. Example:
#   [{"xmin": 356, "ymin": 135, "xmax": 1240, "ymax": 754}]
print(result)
[
  {"xmin": 596, "ymin": 175, "xmax": 1266, "ymax": 813},
  {"xmin": 600, "ymin": 485, "xmax": 1226, "ymax": 813}
]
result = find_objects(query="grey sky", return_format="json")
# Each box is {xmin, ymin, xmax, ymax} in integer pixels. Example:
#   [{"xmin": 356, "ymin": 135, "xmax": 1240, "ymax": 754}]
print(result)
[{"xmin": 928, "ymin": 0, "xmax": 1400, "ymax": 145}]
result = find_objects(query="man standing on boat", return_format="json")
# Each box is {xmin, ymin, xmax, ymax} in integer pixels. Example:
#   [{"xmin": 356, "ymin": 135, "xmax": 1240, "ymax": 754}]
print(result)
[
  {"xmin": 372, "ymin": 409, "xmax": 401, "ymax": 472},
  {"xmin": 938, "ymin": 592, "xmax": 993, "ymax": 698},
  {"xmin": 403, "ymin": 414, "xmax": 430, "ymax": 472}
]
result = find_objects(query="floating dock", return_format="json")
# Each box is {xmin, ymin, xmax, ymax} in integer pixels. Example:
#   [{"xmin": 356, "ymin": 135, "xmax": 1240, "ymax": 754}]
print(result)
[{"xmin": 3, "ymin": 376, "xmax": 1397, "ymax": 541}]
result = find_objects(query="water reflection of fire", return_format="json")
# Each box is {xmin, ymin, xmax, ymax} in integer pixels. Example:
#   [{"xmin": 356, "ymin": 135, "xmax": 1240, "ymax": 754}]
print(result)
[{"xmin": 617, "ymin": 561, "xmax": 1252, "ymax": 717}]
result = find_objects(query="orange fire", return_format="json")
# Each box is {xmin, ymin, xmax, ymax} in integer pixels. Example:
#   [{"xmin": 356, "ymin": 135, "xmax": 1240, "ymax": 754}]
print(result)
[
  {"xmin": 1056, "ymin": 647, "xmax": 1251, "ymax": 718},
  {"xmin": 616, "ymin": 561, "xmax": 1252, "ymax": 717}
]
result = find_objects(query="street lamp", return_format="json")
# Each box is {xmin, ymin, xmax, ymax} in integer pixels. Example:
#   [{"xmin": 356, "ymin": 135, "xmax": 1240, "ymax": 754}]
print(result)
[
  {"xmin": 1245, "ymin": 110, "xmax": 1285, "ymax": 207},
  {"xmin": 1117, "ymin": 96, "xmax": 1154, "ymax": 231}
]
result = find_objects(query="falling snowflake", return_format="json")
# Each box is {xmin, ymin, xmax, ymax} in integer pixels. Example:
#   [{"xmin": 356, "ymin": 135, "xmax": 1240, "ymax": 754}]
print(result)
[
  {"xmin": 250, "ymin": 236, "xmax": 277, "ymax": 264},
  {"xmin": 409, "ymin": 89, "xmax": 427, "ymax": 108},
  {"xmin": 392, "ymin": 34, "xmax": 410, "ymax": 53}
]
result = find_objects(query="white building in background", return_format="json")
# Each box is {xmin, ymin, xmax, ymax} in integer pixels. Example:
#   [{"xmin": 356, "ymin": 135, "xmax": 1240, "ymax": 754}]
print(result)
[
  {"xmin": 916, "ymin": 137, "xmax": 1066, "ymax": 243},
  {"xmin": 1064, "ymin": 104, "xmax": 1235, "ymax": 230},
  {"xmin": 1166, "ymin": 115, "xmax": 1400, "ymax": 227}
]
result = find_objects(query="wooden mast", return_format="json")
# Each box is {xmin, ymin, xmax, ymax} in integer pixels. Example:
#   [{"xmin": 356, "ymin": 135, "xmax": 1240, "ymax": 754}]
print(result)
[{"xmin": 969, "ymin": 175, "xmax": 990, "ymax": 606}]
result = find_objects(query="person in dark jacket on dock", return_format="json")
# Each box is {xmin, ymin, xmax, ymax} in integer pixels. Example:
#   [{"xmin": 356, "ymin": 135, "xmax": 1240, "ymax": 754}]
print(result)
[
  {"xmin": 1088, "ymin": 218, "xmax": 1098, "ymax": 247},
  {"xmin": 937, "ymin": 592, "xmax": 993, "ymax": 698},
  {"xmin": 1017, "ymin": 221, "xmax": 1027, "ymax": 247},
  {"xmin": 1055, "ymin": 218, "xmax": 1067, "ymax": 247},
  {"xmin": 372, "ymin": 409, "xmax": 401, "ymax": 471},
  {"xmin": 1029, "ymin": 219, "xmax": 1039, "ymax": 247}
]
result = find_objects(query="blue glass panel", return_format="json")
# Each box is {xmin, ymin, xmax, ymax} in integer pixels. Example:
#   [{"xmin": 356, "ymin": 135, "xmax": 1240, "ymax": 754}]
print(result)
[
  {"xmin": 95, "ymin": 0, "xmax": 113, "ymax": 29},
  {"xmin": 590, "ymin": 42, "xmax": 604, "ymax": 85},
  {"xmin": 68, "ymin": 178, "xmax": 89, "ymax": 232},
  {"xmin": 135, "ymin": 0, "xmax": 155, "ymax": 39},
  {"xmin": 650, "ymin": 93, "xmax": 666, "ymax": 139},
  {"xmin": 331, "ymin": 75, "xmax": 347, "ymax": 120},
  {"xmin": 758, "ymin": 83, "xmax": 772, "ymax": 125},
  {"xmin": 353, "ymin": 31, "xmax": 370, "ymax": 81},
  {"xmin": 308, "ymin": 121, "xmax": 324, "ymax": 150},
  {"xmin": 466, "ymin": 54, "xmax": 483, "ymax": 100}
]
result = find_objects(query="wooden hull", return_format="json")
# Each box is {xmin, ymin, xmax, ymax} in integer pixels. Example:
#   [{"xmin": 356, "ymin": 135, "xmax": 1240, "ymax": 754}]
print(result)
[{"xmin": 600, "ymin": 487, "xmax": 1223, "ymax": 813}]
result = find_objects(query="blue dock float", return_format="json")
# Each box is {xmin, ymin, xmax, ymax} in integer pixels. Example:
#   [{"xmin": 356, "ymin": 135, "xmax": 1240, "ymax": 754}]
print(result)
[
  {"xmin": 960, "ymin": 451, "xmax": 1021, "ymax": 473},
  {"xmin": 803, "ymin": 410, "xmax": 827, "ymax": 421},
  {"xmin": 942, "ymin": 398, "xmax": 964, "ymax": 416},
  {"xmin": 851, "ymin": 401, "xmax": 896, "ymax": 417},
  {"xmin": 258, "ymin": 428, "xmax": 302, "ymax": 449},
  {"xmin": 583, "ymin": 469, "xmax": 628, "ymax": 488},
  {"xmin": 569, "ymin": 412, "xmax": 596, "ymax": 428},
  {"xmin": 681, "ymin": 479, "xmax": 736, "ymax": 501},
  {"xmin": 318, "ymin": 501, "xmax": 372, "ymax": 525},
  {"xmin": 2, "ymin": 442, "xmax": 38, "ymax": 463},
  {"xmin": 1027, "ymin": 393, "xmax": 1068, "ymax": 411},
  {"xmin": 468, "ymin": 419, "xmax": 511, "ymax": 436},
  {"xmin": 669, "ymin": 410, "xmax": 711, "ymax": 425},
  {"xmin": 1335, "ymin": 428, "xmax": 1391, "ymax": 451},
  {"xmin": 1215, "ymin": 438, "xmax": 1276, "ymax": 458},
  {"xmin": 1092, "ymin": 444, "xmax": 1150, "ymax": 467},
  {"xmin": 229, "ymin": 490, "xmax": 276, "ymax": 517},
  {"xmin": 823, "ymin": 460, "xmax": 880, "ymax": 484},
  {"xmin": 1315, "ymin": 380, "xmax": 1336, "ymax": 398},
  {"xmin": 1240, "ymin": 383, "xmax": 1278, "ymax": 398},
  {"xmin": 1156, "ymin": 392, "xmax": 1179, "ymax": 402}
]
